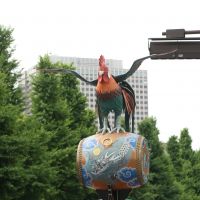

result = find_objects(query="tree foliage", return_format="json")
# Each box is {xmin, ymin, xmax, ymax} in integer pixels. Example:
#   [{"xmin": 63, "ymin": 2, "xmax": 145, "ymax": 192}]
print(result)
[
  {"xmin": 129, "ymin": 118, "xmax": 181, "ymax": 200},
  {"xmin": 167, "ymin": 129, "xmax": 200, "ymax": 200},
  {"xmin": 0, "ymin": 25, "xmax": 23, "ymax": 199},
  {"xmin": 179, "ymin": 128, "xmax": 193, "ymax": 161},
  {"xmin": 1, "ymin": 25, "xmax": 200, "ymax": 200},
  {"xmin": 0, "ymin": 25, "xmax": 56, "ymax": 200},
  {"xmin": 31, "ymin": 55, "xmax": 97, "ymax": 199},
  {"xmin": 167, "ymin": 135, "xmax": 182, "ymax": 179}
]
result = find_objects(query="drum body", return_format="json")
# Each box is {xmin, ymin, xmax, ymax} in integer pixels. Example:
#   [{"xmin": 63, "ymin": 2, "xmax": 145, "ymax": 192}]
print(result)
[{"xmin": 76, "ymin": 132, "xmax": 150, "ymax": 190}]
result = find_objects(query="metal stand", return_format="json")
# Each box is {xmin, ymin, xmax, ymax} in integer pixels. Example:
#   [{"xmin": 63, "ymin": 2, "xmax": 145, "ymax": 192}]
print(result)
[
  {"xmin": 107, "ymin": 185, "xmax": 113, "ymax": 200},
  {"xmin": 96, "ymin": 186, "xmax": 131, "ymax": 200}
]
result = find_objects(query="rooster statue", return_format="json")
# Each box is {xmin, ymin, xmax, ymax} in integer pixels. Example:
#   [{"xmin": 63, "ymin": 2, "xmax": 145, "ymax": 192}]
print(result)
[
  {"xmin": 96, "ymin": 55, "xmax": 134, "ymax": 133},
  {"xmin": 42, "ymin": 51, "xmax": 176, "ymax": 134}
]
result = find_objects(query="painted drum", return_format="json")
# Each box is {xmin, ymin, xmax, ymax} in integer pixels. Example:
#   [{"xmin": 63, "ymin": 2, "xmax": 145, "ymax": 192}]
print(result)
[{"xmin": 76, "ymin": 132, "xmax": 150, "ymax": 190}]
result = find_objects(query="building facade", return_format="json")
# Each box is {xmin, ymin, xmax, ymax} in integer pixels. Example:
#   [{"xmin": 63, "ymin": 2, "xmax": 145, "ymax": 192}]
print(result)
[
  {"xmin": 50, "ymin": 56, "xmax": 149, "ymax": 133},
  {"xmin": 18, "ymin": 67, "xmax": 36, "ymax": 115}
]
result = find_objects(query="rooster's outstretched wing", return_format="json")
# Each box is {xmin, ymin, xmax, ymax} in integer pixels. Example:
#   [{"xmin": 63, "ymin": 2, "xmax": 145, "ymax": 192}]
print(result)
[
  {"xmin": 40, "ymin": 68, "xmax": 98, "ymax": 86},
  {"xmin": 114, "ymin": 50, "xmax": 177, "ymax": 83},
  {"xmin": 39, "ymin": 50, "xmax": 176, "ymax": 85}
]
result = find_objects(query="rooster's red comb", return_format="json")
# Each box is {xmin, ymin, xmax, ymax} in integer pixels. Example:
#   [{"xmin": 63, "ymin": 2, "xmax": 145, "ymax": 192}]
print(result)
[
  {"xmin": 99, "ymin": 55, "xmax": 108, "ymax": 72},
  {"xmin": 99, "ymin": 55, "xmax": 105, "ymax": 65}
]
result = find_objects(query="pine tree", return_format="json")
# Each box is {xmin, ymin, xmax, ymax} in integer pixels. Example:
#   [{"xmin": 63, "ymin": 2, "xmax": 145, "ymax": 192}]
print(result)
[
  {"xmin": 179, "ymin": 129, "xmax": 200, "ymax": 199},
  {"xmin": 191, "ymin": 151, "xmax": 200, "ymax": 197},
  {"xmin": 31, "ymin": 55, "xmax": 97, "ymax": 199},
  {"xmin": 14, "ymin": 117, "xmax": 57, "ymax": 200},
  {"xmin": 0, "ymin": 26, "xmax": 56, "ymax": 200},
  {"xmin": 0, "ymin": 26, "xmax": 22, "ymax": 106},
  {"xmin": 179, "ymin": 128, "xmax": 193, "ymax": 161},
  {"xmin": 129, "ymin": 117, "xmax": 181, "ymax": 200},
  {"xmin": 167, "ymin": 129, "xmax": 200, "ymax": 199},
  {"xmin": 167, "ymin": 135, "xmax": 182, "ymax": 179},
  {"xmin": 0, "ymin": 25, "xmax": 24, "ymax": 199}
]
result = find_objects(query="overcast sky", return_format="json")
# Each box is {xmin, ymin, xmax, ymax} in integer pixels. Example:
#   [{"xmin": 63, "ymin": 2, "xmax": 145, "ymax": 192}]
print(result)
[{"xmin": 1, "ymin": 0, "xmax": 200, "ymax": 149}]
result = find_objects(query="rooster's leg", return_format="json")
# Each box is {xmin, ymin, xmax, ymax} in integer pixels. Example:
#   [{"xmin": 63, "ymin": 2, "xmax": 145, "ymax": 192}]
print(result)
[
  {"xmin": 97, "ymin": 117, "xmax": 111, "ymax": 134},
  {"xmin": 112, "ymin": 115, "xmax": 125, "ymax": 133}
]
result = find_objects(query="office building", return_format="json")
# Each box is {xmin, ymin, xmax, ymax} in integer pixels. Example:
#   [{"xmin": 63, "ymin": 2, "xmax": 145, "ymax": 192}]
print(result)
[{"xmin": 18, "ymin": 67, "xmax": 36, "ymax": 115}]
